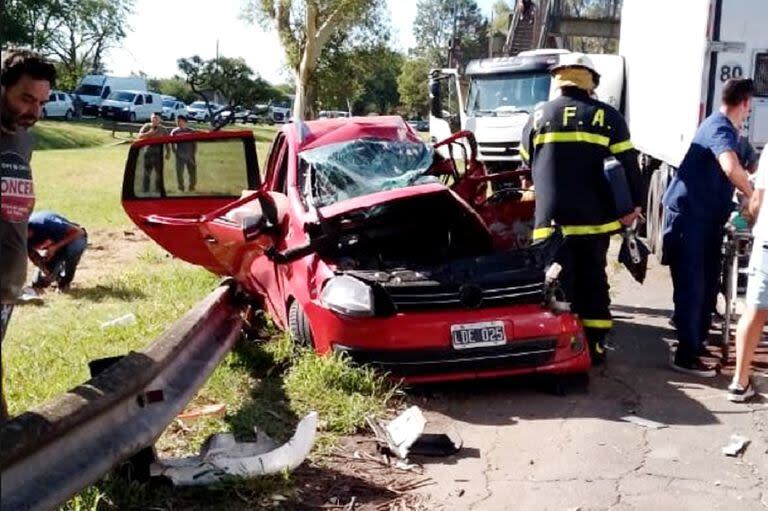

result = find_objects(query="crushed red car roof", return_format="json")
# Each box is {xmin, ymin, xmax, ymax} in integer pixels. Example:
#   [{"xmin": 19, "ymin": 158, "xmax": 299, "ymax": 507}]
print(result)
[{"xmin": 296, "ymin": 116, "xmax": 421, "ymax": 152}]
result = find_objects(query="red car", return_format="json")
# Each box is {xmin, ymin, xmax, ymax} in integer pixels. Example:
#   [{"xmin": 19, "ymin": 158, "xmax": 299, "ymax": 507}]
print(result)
[{"xmin": 122, "ymin": 117, "xmax": 590, "ymax": 383}]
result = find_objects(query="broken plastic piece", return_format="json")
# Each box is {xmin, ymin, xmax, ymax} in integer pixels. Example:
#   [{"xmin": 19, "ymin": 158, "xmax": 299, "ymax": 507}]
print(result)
[
  {"xmin": 620, "ymin": 415, "xmax": 668, "ymax": 429},
  {"xmin": 368, "ymin": 406, "xmax": 427, "ymax": 460},
  {"xmin": 150, "ymin": 411, "xmax": 318, "ymax": 485},
  {"xmin": 101, "ymin": 313, "xmax": 137, "ymax": 329},
  {"xmin": 722, "ymin": 434, "xmax": 750, "ymax": 457}
]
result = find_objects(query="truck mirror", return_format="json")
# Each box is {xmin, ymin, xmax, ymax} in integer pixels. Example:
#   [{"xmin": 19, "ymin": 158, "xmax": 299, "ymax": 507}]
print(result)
[{"xmin": 429, "ymin": 78, "xmax": 442, "ymax": 119}]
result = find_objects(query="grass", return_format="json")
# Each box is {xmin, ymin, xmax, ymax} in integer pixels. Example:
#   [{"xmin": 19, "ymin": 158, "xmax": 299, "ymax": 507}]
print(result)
[
  {"xmin": 30, "ymin": 120, "xmax": 118, "ymax": 150},
  {"xmin": 4, "ymin": 120, "xmax": 397, "ymax": 510}
]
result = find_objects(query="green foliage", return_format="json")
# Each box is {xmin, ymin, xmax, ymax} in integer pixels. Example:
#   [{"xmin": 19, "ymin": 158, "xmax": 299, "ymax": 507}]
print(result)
[
  {"xmin": 491, "ymin": 0, "xmax": 513, "ymax": 37},
  {"xmin": 177, "ymin": 55, "xmax": 282, "ymax": 107},
  {"xmin": 5, "ymin": 0, "xmax": 135, "ymax": 90},
  {"xmin": 398, "ymin": 55, "xmax": 431, "ymax": 118},
  {"xmin": 148, "ymin": 77, "xmax": 197, "ymax": 104},
  {"xmin": 413, "ymin": 0, "xmax": 489, "ymax": 69}
]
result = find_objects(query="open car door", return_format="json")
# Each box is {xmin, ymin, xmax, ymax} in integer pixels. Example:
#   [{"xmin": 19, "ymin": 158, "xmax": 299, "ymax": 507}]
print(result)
[{"xmin": 122, "ymin": 130, "xmax": 263, "ymax": 274}]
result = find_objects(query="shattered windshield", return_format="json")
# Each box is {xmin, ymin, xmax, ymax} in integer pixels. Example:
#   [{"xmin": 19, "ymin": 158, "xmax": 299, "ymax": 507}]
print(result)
[
  {"xmin": 300, "ymin": 138, "xmax": 437, "ymax": 207},
  {"xmin": 467, "ymin": 72, "xmax": 551, "ymax": 116}
]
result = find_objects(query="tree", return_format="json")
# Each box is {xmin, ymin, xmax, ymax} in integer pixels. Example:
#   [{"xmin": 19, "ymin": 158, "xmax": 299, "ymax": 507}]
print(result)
[
  {"xmin": 398, "ymin": 55, "xmax": 430, "ymax": 118},
  {"xmin": 413, "ymin": 0, "xmax": 488, "ymax": 69},
  {"xmin": 243, "ymin": 0, "xmax": 388, "ymax": 119},
  {"xmin": 2, "ymin": 0, "xmax": 134, "ymax": 90},
  {"xmin": 177, "ymin": 55, "xmax": 282, "ymax": 109}
]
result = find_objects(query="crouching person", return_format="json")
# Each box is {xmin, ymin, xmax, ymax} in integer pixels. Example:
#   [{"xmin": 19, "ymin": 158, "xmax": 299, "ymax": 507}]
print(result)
[
  {"xmin": 731, "ymin": 149, "xmax": 768, "ymax": 402},
  {"xmin": 28, "ymin": 211, "xmax": 87, "ymax": 292}
]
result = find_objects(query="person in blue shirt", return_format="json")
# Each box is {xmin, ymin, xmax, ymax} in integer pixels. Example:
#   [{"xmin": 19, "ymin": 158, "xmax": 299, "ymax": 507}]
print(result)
[
  {"xmin": 662, "ymin": 78, "xmax": 756, "ymax": 377},
  {"xmin": 27, "ymin": 211, "xmax": 87, "ymax": 292}
]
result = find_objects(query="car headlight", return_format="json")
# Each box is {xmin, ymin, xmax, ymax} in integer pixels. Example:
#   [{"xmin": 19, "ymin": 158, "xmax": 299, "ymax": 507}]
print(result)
[
  {"xmin": 122, "ymin": 107, "xmax": 129, "ymax": 111},
  {"xmin": 320, "ymin": 275, "xmax": 374, "ymax": 317}
]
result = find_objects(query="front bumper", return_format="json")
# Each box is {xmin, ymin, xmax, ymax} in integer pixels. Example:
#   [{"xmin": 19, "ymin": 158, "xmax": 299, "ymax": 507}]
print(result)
[{"xmin": 304, "ymin": 301, "xmax": 591, "ymax": 382}]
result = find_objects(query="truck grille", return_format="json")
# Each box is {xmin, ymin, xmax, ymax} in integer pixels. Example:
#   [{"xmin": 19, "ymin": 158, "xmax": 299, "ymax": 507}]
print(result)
[
  {"xmin": 478, "ymin": 141, "xmax": 520, "ymax": 159},
  {"xmin": 385, "ymin": 281, "xmax": 544, "ymax": 311}
]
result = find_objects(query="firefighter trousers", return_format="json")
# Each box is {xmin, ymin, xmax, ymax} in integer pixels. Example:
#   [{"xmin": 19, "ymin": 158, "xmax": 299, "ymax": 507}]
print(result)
[{"xmin": 556, "ymin": 234, "xmax": 612, "ymax": 352}]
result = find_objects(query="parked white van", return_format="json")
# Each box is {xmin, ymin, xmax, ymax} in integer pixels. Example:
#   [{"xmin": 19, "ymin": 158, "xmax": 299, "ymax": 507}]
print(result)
[
  {"xmin": 161, "ymin": 99, "xmax": 188, "ymax": 120},
  {"xmin": 42, "ymin": 90, "xmax": 74, "ymax": 120},
  {"xmin": 74, "ymin": 75, "xmax": 147, "ymax": 115},
  {"xmin": 100, "ymin": 90, "xmax": 163, "ymax": 122}
]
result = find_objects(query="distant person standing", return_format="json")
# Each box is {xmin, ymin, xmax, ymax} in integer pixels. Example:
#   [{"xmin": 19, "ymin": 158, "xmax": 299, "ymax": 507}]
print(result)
[
  {"xmin": 137, "ymin": 113, "xmax": 170, "ymax": 193},
  {"xmin": 170, "ymin": 115, "xmax": 197, "ymax": 192},
  {"xmin": 0, "ymin": 49, "xmax": 57, "ymax": 421}
]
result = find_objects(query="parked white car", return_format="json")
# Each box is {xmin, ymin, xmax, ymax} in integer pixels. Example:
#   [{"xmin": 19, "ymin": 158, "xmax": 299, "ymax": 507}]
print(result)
[
  {"xmin": 42, "ymin": 90, "xmax": 74, "ymax": 120},
  {"xmin": 161, "ymin": 99, "xmax": 188, "ymax": 120},
  {"xmin": 187, "ymin": 101, "xmax": 220, "ymax": 122},
  {"xmin": 100, "ymin": 90, "xmax": 164, "ymax": 122}
]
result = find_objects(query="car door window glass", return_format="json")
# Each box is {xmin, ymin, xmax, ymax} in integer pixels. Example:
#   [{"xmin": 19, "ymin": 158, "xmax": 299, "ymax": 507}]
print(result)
[
  {"xmin": 274, "ymin": 146, "xmax": 289, "ymax": 194},
  {"xmin": 146, "ymin": 95, "xmax": 153, "ymax": 104},
  {"xmin": 132, "ymin": 138, "xmax": 254, "ymax": 198},
  {"xmin": 135, "ymin": 95, "xmax": 144, "ymax": 105},
  {"xmin": 49, "ymin": 93, "xmax": 56, "ymax": 102},
  {"xmin": 264, "ymin": 133, "xmax": 286, "ymax": 188}
]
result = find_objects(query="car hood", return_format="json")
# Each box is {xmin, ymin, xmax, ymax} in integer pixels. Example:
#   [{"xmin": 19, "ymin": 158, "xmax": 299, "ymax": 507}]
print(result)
[{"xmin": 102, "ymin": 99, "xmax": 131, "ymax": 108}]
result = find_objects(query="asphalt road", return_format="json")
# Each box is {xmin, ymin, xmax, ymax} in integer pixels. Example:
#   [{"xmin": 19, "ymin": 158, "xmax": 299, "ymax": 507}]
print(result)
[{"xmin": 411, "ymin": 257, "xmax": 768, "ymax": 510}]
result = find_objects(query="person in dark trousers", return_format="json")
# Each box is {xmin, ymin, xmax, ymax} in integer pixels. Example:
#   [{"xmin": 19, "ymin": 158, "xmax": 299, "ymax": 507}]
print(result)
[
  {"xmin": 662, "ymin": 78, "xmax": 755, "ymax": 377},
  {"xmin": 0, "ymin": 49, "xmax": 57, "ymax": 421},
  {"xmin": 27, "ymin": 211, "xmax": 88, "ymax": 292},
  {"xmin": 138, "ymin": 113, "xmax": 170, "ymax": 193},
  {"xmin": 170, "ymin": 115, "xmax": 197, "ymax": 192},
  {"xmin": 520, "ymin": 53, "xmax": 643, "ymax": 365}
]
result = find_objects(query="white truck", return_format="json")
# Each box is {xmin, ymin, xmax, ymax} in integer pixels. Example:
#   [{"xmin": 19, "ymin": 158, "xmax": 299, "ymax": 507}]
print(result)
[
  {"xmin": 428, "ymin": 49, "xmax": 624, "ymax": 173},
  {"xmin": 621, "ymin": 0, "xmax": 767, "ymax": 254},
  {"xmin": 74, "ymin": 75, "xmax": 147, "ymax": 116}
]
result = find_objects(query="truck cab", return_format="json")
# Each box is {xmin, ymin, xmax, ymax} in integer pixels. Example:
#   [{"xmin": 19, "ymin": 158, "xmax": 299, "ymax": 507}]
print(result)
[{"xmin": 429, "ymin": 50, "xmax": 625, "ymax": 172}]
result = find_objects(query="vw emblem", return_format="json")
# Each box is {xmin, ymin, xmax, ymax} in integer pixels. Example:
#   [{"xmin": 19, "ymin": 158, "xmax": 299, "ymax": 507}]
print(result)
[{"xmin": 459, "ymin": 284, "xmax": 483, "ymax": 308}]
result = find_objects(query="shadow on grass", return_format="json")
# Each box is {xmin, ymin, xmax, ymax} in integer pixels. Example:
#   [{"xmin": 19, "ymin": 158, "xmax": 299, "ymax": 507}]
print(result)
[{"xmin": 68, "ymin": 284, "xmax": 147, "ymax": 302}]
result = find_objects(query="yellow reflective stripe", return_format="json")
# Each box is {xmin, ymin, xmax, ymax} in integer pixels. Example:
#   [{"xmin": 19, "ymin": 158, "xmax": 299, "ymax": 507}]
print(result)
[
  {"xmin": 519, "ymin": 145, "xmax": 530, "ymax": 162},
  {"xmin": 594, "ymin": 342, "xmax": 605, "ymax": 354},
  {"xmin": 533, "ymin": 227, "xmax": 555, "ymax": 240},
  {"xmin": 533, "ymin": 131, "xmax": 610, "ymax": 147},
  {"xmin": 561, "ymin": 221, "xmax": 621, "ymax": 236},
  {"xmin": 610, "ymin": 139, "xmax": 634, "ymax": 154},
  {"xmin": 582, "ymin": 319, "xmax": 613, "ymax": 329}
]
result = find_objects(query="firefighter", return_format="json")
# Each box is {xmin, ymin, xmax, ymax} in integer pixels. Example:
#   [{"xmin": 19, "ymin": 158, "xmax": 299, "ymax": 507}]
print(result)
[{"xmin": 520, "ymin": 53, "xmax": 643, "ymax": 364}]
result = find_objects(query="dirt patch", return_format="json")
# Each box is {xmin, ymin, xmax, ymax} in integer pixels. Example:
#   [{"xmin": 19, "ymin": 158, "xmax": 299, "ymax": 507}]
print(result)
[
  {"xmin": 289, "ymin": 436, "xmax": 433, "ymax": 510},
  {"xmin": 25, "ymin": 228, "xmax": 155, "ymax": 289}
]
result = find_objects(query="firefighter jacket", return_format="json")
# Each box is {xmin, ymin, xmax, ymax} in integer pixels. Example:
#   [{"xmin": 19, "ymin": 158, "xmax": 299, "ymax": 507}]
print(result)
[{"xmin": 520, "ymin": 87, "xmax": 643, "ymax": 241}]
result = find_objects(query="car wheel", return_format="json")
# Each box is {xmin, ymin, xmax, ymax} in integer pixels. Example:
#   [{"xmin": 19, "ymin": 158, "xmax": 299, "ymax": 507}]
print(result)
[
  {"xmin": 288, "ymin": 300, "xmax": 314, "ymax": 349},
  {"xmin": 170, "ymin": 114, "xmax": 175, "ymax": 121},
  {"xmin": 64, "ymin": 109, "xmax": 72, "ymax": 121},
  {"xmin": 41, "ymin": 108, "xmax": 47, "ymax": 119},
  {"xmin": 130, "ymin": 112, "xmax": 137, "ymax": 123},
  {"xmin": 204, "ymin": 114, "xmax": 209, "ymax": 122}
]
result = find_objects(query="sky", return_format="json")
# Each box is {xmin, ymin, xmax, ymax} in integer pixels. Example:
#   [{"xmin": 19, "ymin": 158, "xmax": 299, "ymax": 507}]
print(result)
[{"xmin": 106, "ymin": 0, "xmax": 500, "ymax": 84}]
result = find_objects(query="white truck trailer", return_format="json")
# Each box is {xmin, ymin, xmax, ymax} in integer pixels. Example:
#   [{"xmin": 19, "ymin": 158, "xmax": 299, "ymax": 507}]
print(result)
[{"xmin": 620, "ymin": 0, "xmax": 767, "ymax": 255}]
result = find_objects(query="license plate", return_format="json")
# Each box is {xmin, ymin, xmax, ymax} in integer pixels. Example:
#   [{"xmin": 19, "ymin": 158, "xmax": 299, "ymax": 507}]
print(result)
[{"xmin": 451, "ymin": 321, "xmax": 507, "ymax": 350}]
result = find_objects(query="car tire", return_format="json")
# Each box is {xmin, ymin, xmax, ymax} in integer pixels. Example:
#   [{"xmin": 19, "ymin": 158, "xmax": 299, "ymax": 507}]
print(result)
[
  {"xmin": 288, "ymin": 300, "xmax": 314, "ymax": 349},
  {"xmin": 130, "ymin": 112, "xmax": 137, "ymax": 123},
  {"xmin": 204, "ymin": 114, "xmax": 209, "ymax": 122},
  {"xmin": 41, "ymin": 108, "xmax": 47, "ymax": 119},
  {"xmin": 64, "ymin": 109, "xmax": 72, "ymax": 121}
]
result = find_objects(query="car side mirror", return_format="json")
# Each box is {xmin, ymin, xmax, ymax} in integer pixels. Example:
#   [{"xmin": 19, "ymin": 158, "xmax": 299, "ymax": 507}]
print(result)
[{"xmin": 429, "ymin": 78, "xmax": 442, "ymax": 119}]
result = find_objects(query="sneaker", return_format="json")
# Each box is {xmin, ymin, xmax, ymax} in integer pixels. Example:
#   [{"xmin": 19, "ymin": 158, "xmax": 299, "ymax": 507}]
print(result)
[
  {"xmin": 727, "ymin": 379, "xmax": 756, "ymax": 402},
  {"xmin": 669, "ymin": 357, "xmax": 717, "ymax": 377}
]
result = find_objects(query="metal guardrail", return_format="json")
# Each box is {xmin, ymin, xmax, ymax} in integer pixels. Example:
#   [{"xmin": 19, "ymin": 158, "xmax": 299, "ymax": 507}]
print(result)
[{"xmin": 0, "ymin": 283, "xmax": 244, "ymax": 511}]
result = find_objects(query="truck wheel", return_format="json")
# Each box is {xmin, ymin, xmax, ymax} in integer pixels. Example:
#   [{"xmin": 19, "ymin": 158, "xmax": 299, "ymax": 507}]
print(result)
[
  {"xmin": 288, "ymin": 300, "xmax": 314, "ymax": 349},
  {"xmin": 64, "ymin": 109, "xmax": 72, "ymax": 121}
]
